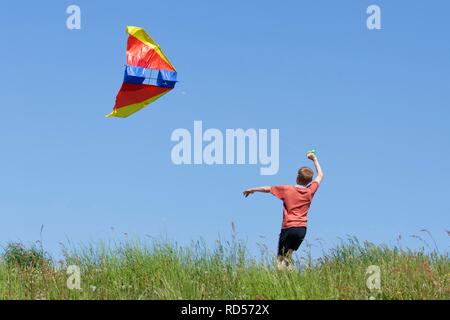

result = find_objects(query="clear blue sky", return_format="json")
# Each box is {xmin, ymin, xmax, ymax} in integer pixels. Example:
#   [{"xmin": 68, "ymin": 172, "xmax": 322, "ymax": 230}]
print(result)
[{"xmin": 0, "ymin": 1, "xmax": 448, "ymax": 259}]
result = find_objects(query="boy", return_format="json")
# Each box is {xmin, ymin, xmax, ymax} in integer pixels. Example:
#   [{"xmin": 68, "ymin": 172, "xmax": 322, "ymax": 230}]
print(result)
[{"xmin": 243, "ymin": 152, "xmax": 323, "ymax": 270}]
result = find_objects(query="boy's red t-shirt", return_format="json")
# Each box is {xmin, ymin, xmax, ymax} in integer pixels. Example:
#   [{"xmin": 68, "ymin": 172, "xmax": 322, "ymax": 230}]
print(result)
[{"xmin": 270, "ymin": 182, "xmax": 320, "ymax": 229}]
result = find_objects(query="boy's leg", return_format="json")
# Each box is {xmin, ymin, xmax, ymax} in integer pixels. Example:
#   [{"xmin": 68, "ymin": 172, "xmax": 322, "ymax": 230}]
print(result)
[
  {"xmin": 277, "ymin": 255, "xmax": 286, "ymax": 270},
  {"xmin": 285, "ymin": 249, "xmax": 294, "ymax": 271},
  {"xmin": 282, "ymin": 227, "xmax": 307, "ymax": 271},
  {"xmin": 277, "ymin": 251, "xmax": 294, "ymax": 271},
  {"xmin": 277, "ymin": 229, "xmax": 288, "ymax": 270}
]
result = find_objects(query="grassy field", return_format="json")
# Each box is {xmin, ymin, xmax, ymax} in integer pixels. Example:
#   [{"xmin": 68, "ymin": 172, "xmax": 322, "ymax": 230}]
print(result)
[{"xmin": 0, "ymin": 236, "xmax": 448, "ymax": 300}]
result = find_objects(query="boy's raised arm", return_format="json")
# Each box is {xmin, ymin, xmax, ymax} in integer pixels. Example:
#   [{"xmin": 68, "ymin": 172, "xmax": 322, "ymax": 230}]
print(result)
[
  {"xmin": 243, "ymin": 186, "xmax": 271, "ymax": 197},
  {"xmin": 308, "ymin": 153, "xmax": 324, "ymax": 184}
]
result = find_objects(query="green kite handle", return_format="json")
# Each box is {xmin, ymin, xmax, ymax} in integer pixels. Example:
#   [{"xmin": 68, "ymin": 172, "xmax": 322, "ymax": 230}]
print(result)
[{"xmin": 306, "ymin": 148, "xmax": 317, "ymax": 155}]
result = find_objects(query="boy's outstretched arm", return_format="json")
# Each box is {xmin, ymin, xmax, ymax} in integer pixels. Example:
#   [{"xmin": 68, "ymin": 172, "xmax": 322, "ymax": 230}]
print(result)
[
  {"xmin": 243, "ymin": 186, "xmax": 271, "ymax": 198},
  {"xmin": 308, "ymin": 153, "xmax": 324, "ymax": 184}
]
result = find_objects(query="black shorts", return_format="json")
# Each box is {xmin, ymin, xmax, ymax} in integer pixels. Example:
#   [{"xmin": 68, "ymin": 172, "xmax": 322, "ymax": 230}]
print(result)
[{"xmin": 277, "ymin": 227, "xmax": 307, "ymax": 256}]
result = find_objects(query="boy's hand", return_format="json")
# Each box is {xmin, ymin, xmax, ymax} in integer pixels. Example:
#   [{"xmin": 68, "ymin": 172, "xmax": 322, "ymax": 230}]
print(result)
[
  {"xmin": 243, "ymin": 189, "xmax": 255, "ymax": 197},
  {"xmin": 307, "ymin": 152, "xmax": 317, "ymax": 161}
]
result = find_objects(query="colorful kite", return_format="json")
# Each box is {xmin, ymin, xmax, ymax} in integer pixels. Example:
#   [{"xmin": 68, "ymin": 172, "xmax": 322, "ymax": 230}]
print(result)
[{"xmin": 106, "ymin": 26, "xmax": 177, "ymax": 118}]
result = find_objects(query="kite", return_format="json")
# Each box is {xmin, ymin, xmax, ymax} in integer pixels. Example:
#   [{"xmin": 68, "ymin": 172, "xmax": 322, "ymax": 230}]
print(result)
[{"xmin": 106, "ymin": 26, "xmax": 177, "ymax": 118}]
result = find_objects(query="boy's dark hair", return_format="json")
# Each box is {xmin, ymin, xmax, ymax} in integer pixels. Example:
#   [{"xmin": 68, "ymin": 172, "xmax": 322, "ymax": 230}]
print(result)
[{"xmin": 297, "ymin": 167, "xmax": 314, "ymax": 186}]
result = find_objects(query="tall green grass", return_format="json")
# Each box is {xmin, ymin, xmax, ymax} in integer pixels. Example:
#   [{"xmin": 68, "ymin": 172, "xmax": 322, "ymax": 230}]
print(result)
[{"xmin": 0, "ymin": 236, "xmax": 448, "ymax": 300}]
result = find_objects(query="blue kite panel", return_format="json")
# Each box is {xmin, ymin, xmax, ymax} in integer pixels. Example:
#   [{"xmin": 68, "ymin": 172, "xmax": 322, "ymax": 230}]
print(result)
[
  {"xmin": 159, "ymin": 70, "xmax": 178, "ymax": 81},
  {"xmin": 157, "ymin": 70, "xmax": 177, "ymax": 88},
  {"xmin": 123, "ymin": 66, "xmax": 145, "ymax": 84}
]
